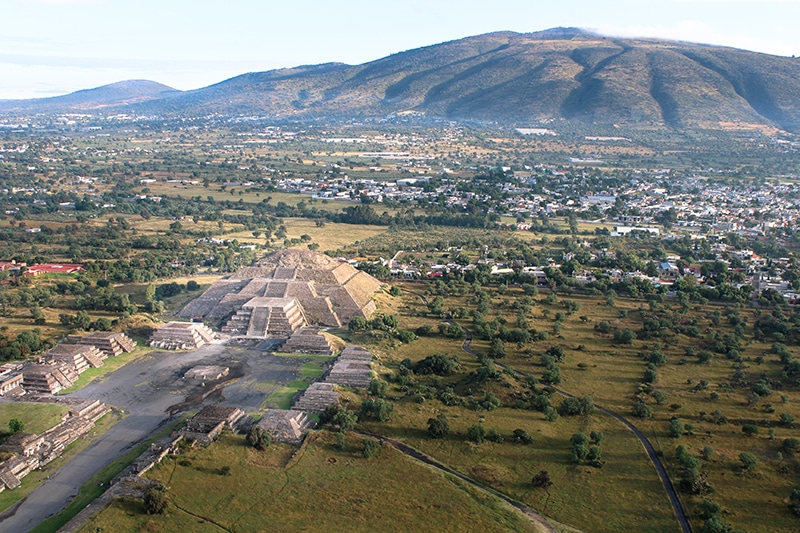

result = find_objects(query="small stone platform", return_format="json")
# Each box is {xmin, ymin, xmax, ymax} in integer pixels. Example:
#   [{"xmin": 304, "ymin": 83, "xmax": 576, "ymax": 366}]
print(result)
[
  {"xmin": 149, "ymin": 322, "xmax": 214, "ymax": 350},
  {"xmin": 256, "ymin": 409, "xmax": 315, "ymax": 443},
  {"xmin": 292, "ymin": 382, "xmax": 339, "ymax": 413},
  {"xmin": 325, "ymin": 345, "xmax": 373, "ymax": 389},
  {"xmin": 184, "ymin": 365, "xmax": 229, "ymax": 381},
  {"xmin": 278, "ymin": 327, "xmax": 335, "ymax": 356}
]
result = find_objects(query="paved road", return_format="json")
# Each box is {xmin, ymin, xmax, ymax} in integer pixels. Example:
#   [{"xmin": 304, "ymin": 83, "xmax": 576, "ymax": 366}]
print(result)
[{"xmin": 0, "ymin": 341, "xmax": 300, "ymax": 533}]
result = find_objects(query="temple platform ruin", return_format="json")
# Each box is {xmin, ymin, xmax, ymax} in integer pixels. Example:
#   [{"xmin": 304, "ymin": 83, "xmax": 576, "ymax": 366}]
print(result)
[
  {"xmin": 148, "ymin": 322, "xmax": 215, "ymax": 350},
  {"xmin": 179, "ymin": 249, "xmax": 381, "ymax": 330}
]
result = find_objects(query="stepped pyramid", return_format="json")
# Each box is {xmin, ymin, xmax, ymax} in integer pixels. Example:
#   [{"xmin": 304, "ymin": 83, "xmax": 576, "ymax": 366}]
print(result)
[
  {"xmin": 292, "ymin": 382, "xmax": 339, "ymax": 413},
  {"xmin": 179, "ymin": 249, "xmax": 381, "ymax": 332},
  {"xmin": 21, "ymin": 363, "xmax": 78, "ymax": 394},
  {"xmin": 69, "ymin": 331, "xmax": 136, "ymax": 357},
  {"xmin": 44, "ymin": 344, "xmax": 106, "ymax": 373},
  {"xmin": 148, "ymin": 322, "xmax": 214, "ymax": 350},
  {"xmin": 278, "ymin": 327, "xmax": 335, "ymax": 355},
  {"xmin": 221, "ymin": 297, "xmax": 307, "ymax": 337},
  {"xmin": 325, "ymin": 345, "xmax": 373, "ymax": 388},
  {"xmin": 256, "ymin": 409, "xmax": 316, "ymax": 443}
]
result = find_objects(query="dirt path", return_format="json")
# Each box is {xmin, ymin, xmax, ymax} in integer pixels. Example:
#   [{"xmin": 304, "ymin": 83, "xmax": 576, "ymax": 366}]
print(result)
[
  {"xmin": 407, "ymin": 287, "xmax": 692, "ymax": 533},
  {"xmin": 354, "ymin": 429, "xmax": 559, "ymax": 533}
]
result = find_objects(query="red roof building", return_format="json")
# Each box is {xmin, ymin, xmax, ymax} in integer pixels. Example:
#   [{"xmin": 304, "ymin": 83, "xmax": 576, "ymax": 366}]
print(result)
[{"xmin": 23, "ymin": 263, "xmax": 84, "ymax": 276}]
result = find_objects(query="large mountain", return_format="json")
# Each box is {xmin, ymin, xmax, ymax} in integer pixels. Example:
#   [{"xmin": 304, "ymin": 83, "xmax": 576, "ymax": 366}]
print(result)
[{"xmin": 4, "ymin": 29, "xmax": 800, "ymax": 131}]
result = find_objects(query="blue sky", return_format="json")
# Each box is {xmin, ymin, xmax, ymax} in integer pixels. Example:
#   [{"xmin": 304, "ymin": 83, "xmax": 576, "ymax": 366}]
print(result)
[{"xmin": 1, "ymin": 0, "xmax": 799, "ymax": 99}]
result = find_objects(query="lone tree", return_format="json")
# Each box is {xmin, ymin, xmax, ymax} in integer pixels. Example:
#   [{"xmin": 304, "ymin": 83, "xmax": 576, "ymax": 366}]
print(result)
[
  {"xmin": 467, "ymin": 424, "xmax": 486, "ymax": 444},
  {"xmin": 531, "ymin": 470, "xmax": 553, "ymax": 488},
  {"xmin": 740, "ymin": 452, "xmax": 759, "ymax": 471},
  {"xmin": 8, "ymin": 419, "xmax": 23, "ymax": 434},
  {"xmin": 246, "ymin": 426, "xmax": 271, "ymax": 451},
  {"xmin": 427, "ymin": 413, "xmax": 450, "ymax": 439},
  {"xmin": 488, "ymin": 338, "xmax": 507, "ymax": 359},
  {"xmin": 143, "ymin": 483, "xmax": 169, "ymax": 515}
]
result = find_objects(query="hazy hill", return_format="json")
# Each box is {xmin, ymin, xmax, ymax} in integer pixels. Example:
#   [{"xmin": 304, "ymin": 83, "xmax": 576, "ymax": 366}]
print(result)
[
  {"xmin": 0, "ymin": 80, "xmax": 178, "ymax": 112},
  {"xmin": 5, "ymin": 29, "xmax": 800, "ymax": 131}
]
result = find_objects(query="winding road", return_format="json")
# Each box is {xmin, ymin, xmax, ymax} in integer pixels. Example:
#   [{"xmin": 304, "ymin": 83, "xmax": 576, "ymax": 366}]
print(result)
[{"xmin": 407, "ymin": 287, "xmax": 692, "ymax": 533}]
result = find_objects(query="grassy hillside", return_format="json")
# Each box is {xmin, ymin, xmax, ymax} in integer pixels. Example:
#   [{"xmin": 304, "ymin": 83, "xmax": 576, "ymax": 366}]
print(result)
[{"xmin": 79, "ymin": 432, "xmax": 555, "ymax": 533}]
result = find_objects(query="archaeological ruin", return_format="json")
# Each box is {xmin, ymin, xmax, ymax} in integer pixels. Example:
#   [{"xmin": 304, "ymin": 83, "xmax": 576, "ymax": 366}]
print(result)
[
  {"xmin": 291, "ymin": 382, "xmax": 340, "ymax": 413},
  {"xmin": 325, "ymin": 345, "xmax": 373, "ymax": 389},
  {"xmin": 255, "ymin": 409, "xmax": 316, "ymax": 444},
  {"xmin": 278, "ymin": 327, "xmax": 337, "ymax": 356},
  {"xmin": 180, "ymin": 405, "xmax": 246, "ymax": 444},
  {"xmin": 148, "ymin": 321, "xmax": 215, "ymax": 350},
  {"xmin": 67, "ymin": 331, "xmax": 137, "ymax": 358},
  {"xmin": 44, "ymin": 344, "xmax": 106, "ymax": 374},
  {"xmin": 0, "ymin": 399, "xmax": 110, "ymax": 492},
  {"xmin": 184, "ymin": 365, "xmax": 229, "ymax": 381},
  {"xmin": 179, "ymin": 249, "xmax": 382, "ymax": 333}
]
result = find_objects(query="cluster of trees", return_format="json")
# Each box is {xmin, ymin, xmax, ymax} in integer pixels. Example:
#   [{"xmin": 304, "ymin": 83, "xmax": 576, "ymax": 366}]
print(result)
[
  {"xmin": 58, "ymin": 310, "xmax": 113, "ymax": 332},
  {"xmin": 349, "ymin": 314, "xmax": 418, "ymax": 344},
  {"xmin": 569, "ymin": 432, "xmax": 603, "ymax": 467},
  {"xmin": 74, "ymin": 287, "xmax": 137, "ymax": 314},
  {"xmin": 467, "ymin": 424, "xmax": 532, "ymax": 445},
  {"xmin": 675, "ymin": 445, "xmax": 713, "ymax": 496},
  {"xmin": 412, "ymin": 354, "xmax": 461, "ymax": 376},
  {"xmin": 0, "ymin": 329, "xmax": 52, "ymax": 361}
]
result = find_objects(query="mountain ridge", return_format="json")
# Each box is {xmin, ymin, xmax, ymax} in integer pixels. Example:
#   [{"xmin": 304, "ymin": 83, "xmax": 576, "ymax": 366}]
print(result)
[
  {"xmin": 0, "ymin": 80, "xmax": 178, "ymax": 112},
  {"xmin": 3, "ymin": 29, "xmax": 800, "ymax": 132}
]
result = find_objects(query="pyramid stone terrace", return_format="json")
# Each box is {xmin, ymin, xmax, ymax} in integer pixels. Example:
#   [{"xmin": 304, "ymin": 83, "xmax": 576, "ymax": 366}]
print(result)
[
  {"xmin": 180, "ymin": 405, "xmax": 246, "ymax": 443},
  {"xmin": 44, "ymin": 344, "xmax": 106, "ymax": 374},
  {"xmin": 278, "ymin": 327, "xmax": 336, "ymax": 356},
  {"xmin": 325, "ymin": 345, "xmax": 373, "ymax": 389},
  {"xmin": 21, "ymin": 363, "xmax": 78, "ymax": 394},
  {"xmin": 256, "ymin": 409, "xmax": 316, "ymax": 444},
  {"xmin": 148, "ymin": 321, "xmax": 215, "ymax": 350},
  {"xmin": 179, "ymin": 249, "xmax": 381, "ymax": 331},
  {"xmin": 68, "ymin": 331, "xmax": 136, "ymax": 357},
  {"xmin": 291, "ymin": 382, "xmax": 339, "ymax": 413}
]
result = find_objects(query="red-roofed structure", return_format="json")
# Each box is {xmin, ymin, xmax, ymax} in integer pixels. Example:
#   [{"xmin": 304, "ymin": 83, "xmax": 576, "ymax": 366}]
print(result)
[{"xmin": 23, "ymin": 263, "xmax": 84, "ymax": 276}]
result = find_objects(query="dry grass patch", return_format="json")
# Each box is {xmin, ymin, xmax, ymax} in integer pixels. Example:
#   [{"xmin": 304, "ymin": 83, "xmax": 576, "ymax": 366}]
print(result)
[
  {"xmin": 364, "ymin": 402, "xmax": 676, "ymax": 533},
  {"xmin": 80, "ymin": 431, "xmax": 545, "ymax": 533}
]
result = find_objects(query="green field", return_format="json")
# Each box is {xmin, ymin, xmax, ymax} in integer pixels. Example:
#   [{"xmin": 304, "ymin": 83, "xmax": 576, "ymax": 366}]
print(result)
[
  {"xmin": 0, "ymin": 402, "xmax": 70, "ymax": 435},
  {"xmin": 261, "ymin": 357, "xmax": 331, "ymax": 410},
  {"xmin": 78, "ymin": 431, "xmax": 559, "ymax": 533}
]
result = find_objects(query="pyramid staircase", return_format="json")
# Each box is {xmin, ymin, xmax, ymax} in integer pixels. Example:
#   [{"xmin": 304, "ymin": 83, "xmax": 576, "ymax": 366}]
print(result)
[{"xmin": 223, "ymin": 297, "xmax": 307, "ymax": 337}]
